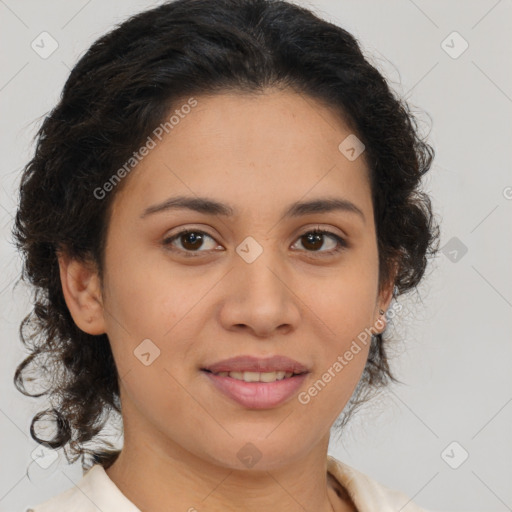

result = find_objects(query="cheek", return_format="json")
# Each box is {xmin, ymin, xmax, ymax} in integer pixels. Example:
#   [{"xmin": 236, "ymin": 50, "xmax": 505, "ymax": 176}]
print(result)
[
  {"xmin": 293, "ymin": 355, "xmax": 369, "ymax": 434},
  {"xmin": 115, "ymin": 348, "xmax": 204, "ymax": 455},
  {"xmin": 302, "ymin": 256, "xmax": 379, "ymax": 336},
  {"xmin": 296, "ymin": 325, "xmax": 371, "ymax": 421},
  {"xmin": 102, "ymin": 244, "xmax": 193, "ymax": 336},
  {"xmin": 101, "ymin": 253, "xmax": 215, "ymax": 389},
  {"xmin": 293, "ymin": 260, "xmax": 377, "ymax": 412}
]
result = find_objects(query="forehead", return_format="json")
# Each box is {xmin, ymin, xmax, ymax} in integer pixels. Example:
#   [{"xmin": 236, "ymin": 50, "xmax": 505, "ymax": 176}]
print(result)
[{"xmin": 111, "ymin": 89, "xmax": 372, "ymax": 221}]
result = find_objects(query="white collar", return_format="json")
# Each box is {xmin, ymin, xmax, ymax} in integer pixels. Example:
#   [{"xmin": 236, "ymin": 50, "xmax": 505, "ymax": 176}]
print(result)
[
  {"xmin": 28, "ymin": 456, "xmax": 426, "ymax": 512},
  {"xmin": 27, "ymin": 464, "xmax": 140, "ymax": 512},
  {"xmin": 326, "ymin": 455, "xmax": 426, "ymax": 512}
]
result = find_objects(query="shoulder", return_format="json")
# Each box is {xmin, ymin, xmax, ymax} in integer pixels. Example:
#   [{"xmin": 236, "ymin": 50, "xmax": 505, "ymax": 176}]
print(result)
[
  {"xmin": 327, "ymin": 455, "xmax": 433, "ymax": 512},
  {"xmin": 24, "ymin": 485, "xmax": 81, "ymax": 512},
  {"xmin": 25, "ymin": 464, "xmax": 141, "ymax": 512}
]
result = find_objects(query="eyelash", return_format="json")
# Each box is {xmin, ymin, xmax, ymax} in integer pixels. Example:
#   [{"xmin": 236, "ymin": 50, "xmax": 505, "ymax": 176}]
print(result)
[{"xmin": 162, "ymin": 227, "xmax": 347, "ymax": 258}]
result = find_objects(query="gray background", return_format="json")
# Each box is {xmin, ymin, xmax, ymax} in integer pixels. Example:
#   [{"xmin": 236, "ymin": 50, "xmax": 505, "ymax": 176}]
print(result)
[{"xmin": 1, "ymin": 1, "xmax": 511, "ymax": 511}]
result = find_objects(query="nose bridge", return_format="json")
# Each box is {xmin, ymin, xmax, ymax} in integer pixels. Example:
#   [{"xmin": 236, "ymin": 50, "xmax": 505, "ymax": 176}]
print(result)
[
  {"xmin": 234, "ymin": 234, "xmax": 287, "ymax": 301},
  {"xmin": 221, "ymin": 235, "xmax": 300, "ymax": 334}
]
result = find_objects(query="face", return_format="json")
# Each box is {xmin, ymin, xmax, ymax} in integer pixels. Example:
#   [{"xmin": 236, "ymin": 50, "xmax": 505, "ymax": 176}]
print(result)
[{"xmin": 65, "ymin": 89, "xmax": 394, "ymax": 471}]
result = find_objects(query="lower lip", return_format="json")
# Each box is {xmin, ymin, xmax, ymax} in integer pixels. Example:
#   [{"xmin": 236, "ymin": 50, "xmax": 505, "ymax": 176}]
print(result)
[{"xmin": 202, "ymin": 371, "xmax": 308, "ymax": 409}]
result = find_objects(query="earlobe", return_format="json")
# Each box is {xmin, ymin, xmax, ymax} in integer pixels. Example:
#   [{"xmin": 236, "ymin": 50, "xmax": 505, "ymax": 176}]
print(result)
[
  {"xmin": 374, "ymin": 270, "xmax": 398, "ymax": 334},
  {"xmin": 378, "ymin": 284, "xmax": 395, "ymax": 319},
  {"xmin": 373, "ymin": 308, "xmax": 387, "ymax": 335},
  {"xmin": 57, "ymin": 251, "xmax": 106, "ymax": 335}
]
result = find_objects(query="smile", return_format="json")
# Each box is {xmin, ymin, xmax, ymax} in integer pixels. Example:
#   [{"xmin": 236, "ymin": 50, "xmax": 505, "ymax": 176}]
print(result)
[
  {"xmin": 206, "ymin": 370, "xmax": 300, "ymax": 382},
  {"xmin": 202, "ymin": 369, "xmax": 308, "ymax": 409}
]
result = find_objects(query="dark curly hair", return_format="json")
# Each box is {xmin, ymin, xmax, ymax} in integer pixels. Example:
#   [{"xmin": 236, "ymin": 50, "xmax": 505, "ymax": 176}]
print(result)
[{"xmin": 12, "ymin": 0, "xmax": 440, "ymax": 473}]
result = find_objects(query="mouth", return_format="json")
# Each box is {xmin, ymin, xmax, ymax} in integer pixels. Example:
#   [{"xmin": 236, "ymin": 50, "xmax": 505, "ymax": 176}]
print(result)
[
  {"xmin": 200, "ymin": 355, "xmax": 310, "ymax": 408},
  {"xmin": 201, "ymin": 368, "xmax": 308, "ymax": 383},
  {"xmin": 200, "ymin": 369, "xmax": 309, "ymax": 409}
]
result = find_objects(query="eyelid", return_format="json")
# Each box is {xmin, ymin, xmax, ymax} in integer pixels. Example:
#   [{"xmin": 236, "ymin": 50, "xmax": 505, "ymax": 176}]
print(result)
[
  {"xmin": 162, "ymin": 224, "xmax": 348, "ymax": 257},
  {"xmin": 162, "ymin": 226, "xmax": 221, "ymax": 256},
  {"xmin": 291, "ymin": 225, "xmax": 348, "ymax": 256}
]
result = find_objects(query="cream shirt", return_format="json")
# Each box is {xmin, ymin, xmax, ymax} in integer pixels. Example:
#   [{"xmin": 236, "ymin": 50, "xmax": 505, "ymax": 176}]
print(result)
[{"xmin": 26, "ymin": 455, "xmax": 428, "ymax": 512}]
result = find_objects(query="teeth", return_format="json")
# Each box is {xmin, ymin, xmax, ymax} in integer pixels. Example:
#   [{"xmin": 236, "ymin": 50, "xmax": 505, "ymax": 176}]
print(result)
[{"xmin": 215, "ymin": 371, "xmax": 294, "ymax": 382}]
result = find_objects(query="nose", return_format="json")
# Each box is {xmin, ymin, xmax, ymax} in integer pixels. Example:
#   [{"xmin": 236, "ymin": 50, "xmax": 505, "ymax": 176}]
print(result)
[{"xmin": 218, "ymin": 245, "xmax": 301, "ymax": 338}]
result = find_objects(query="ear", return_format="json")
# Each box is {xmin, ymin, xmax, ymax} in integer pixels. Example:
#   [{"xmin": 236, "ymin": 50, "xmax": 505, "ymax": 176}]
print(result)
[
  {"xmin": 373, "ymin": 261, "xmax": 399, "ymax": 334},
  {"xmin": 57, "ymin": 250, "xmax": 106, "ymax": 335}
]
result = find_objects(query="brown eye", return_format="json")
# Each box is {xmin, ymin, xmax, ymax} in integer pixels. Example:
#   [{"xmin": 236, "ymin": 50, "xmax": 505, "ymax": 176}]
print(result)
[
  {"xmin": 163, "ymin": 230, "xmax": 219, "ymax": 256},
  {"xmin": 163, "ymin": 227, "xmax": 347, "ymax": 258},
  {"xmin": 179, "ymin": 231, "xmax": 204, "ymax": 250},
  {"xmin": 294, "ymin": 230, "xmax": 346, "ymax": 255}
]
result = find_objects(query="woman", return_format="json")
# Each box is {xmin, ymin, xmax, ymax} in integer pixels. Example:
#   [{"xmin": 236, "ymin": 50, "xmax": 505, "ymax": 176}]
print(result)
[{"xmin": 14, "ymin": 0, "xmax": 440, "ymax": 510}]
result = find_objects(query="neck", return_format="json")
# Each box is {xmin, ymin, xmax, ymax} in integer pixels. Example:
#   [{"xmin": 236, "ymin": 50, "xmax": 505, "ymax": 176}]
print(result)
[{"xmin": 105, "ymin": 426, "xmax": 354, "ymax": 511}]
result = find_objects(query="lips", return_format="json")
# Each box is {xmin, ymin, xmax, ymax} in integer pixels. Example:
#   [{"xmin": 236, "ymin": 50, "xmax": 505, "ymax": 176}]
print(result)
[
  {"xmin": 201, "ymin": 355, "xmax": 310, "ymax": 375},
  {"xmin": 202, "ymin": 370, "xmax": 309, "ymax": 409},
  {"xmin": 201, "ymin": 355, "xmax": 310, "ymax": 409}
]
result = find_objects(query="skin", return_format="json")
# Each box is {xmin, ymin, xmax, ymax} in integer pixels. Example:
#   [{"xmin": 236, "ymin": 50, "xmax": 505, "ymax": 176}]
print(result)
[{"xmin": 58, "ymin": 88, "xmax": 395, "ymax": 512}]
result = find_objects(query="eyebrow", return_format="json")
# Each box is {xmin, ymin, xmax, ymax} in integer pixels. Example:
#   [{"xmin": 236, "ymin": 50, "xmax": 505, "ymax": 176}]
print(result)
[{"xmin": 140, "ymin": 195, "xmax": 365, "ymax": 223}]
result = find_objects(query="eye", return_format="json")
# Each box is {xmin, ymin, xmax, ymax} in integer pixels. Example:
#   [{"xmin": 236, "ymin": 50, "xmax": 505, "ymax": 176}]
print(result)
[
  {"xmin": 291, "ymin": 228, "xmax": 347, "ymax": 256},
  {"xmin": 163, "ymin": 229, "xmax": 220, "ymax": 257},
  {"xmin": 163, "ymin": 227, "xmax": 347, "ymax": 258}
]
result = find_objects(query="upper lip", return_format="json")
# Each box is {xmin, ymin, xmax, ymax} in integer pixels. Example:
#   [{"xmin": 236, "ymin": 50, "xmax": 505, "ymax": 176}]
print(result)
[{"xmin": 202, "ymin": 355, "xmax": 310, "ymax": 374}]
